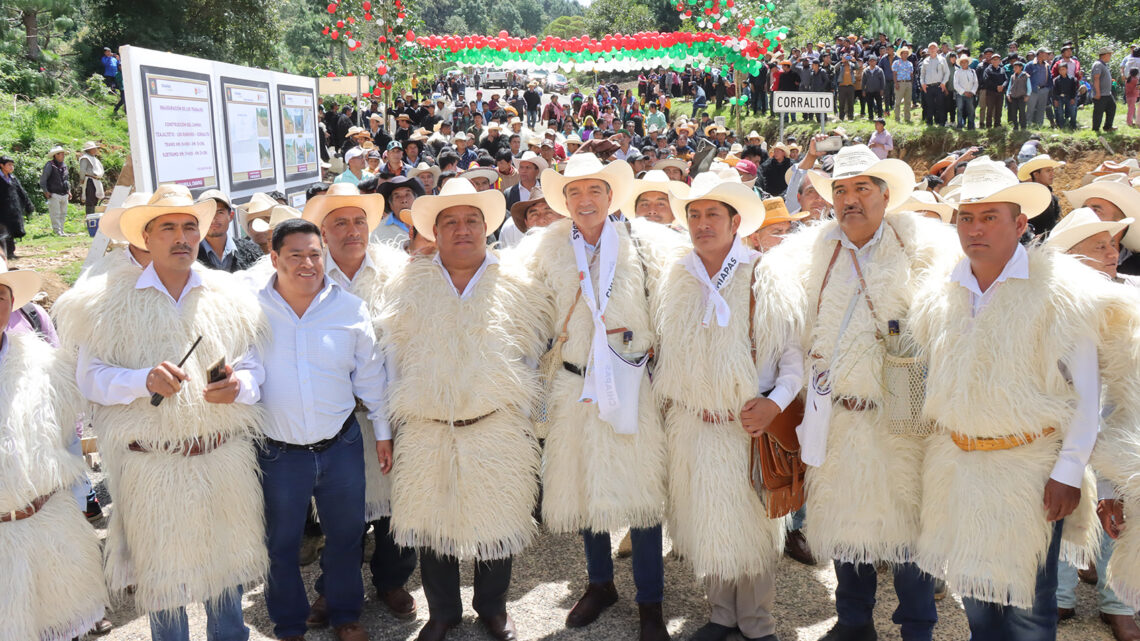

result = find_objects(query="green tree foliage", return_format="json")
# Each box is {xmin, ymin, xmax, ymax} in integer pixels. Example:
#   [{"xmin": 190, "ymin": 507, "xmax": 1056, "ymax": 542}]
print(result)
[
  {"xmin": 943, "ymin": 0, "xmax": 980, "ymax": 47},
  {"xmin": 418, "ymin": 0, "xmax": 581, "ymax": 36},
  {"xmin": 545, "ymin": 15, "xmax": 589, "ymax": 39},
  {"xmin": 584, "ymin": 0, "xmax": 655, "ymax": 38},
  {"xmin": 867, "ymin": 4, "xmax": 911, "ymax": 44},
  {"xmin": 3, "ymin": 0, "xmax": 78, "ymax": 60}
]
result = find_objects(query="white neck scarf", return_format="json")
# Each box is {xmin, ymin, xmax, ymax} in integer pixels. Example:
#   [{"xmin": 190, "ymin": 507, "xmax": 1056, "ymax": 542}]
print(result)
[
  {"xmin": 571, "ymin": 220, "xmax": 622, "ymax": 427},
  {"xmin": 682, "ymin": 236, "xmax": 758, "ymax": 328}
]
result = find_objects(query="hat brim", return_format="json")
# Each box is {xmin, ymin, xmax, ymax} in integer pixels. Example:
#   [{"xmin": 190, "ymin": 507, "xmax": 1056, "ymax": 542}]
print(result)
[
  {"xmin": 809, "ymin": 158, "xmax": 916, "ymax": 213},
  {"xmin": 302, "ymin": 193, "xmax": 385, "ymax": 232},
  {"xmin": 98, "ymin": 207, "xmax": 129, "ymax": 243},
  {"xmin": 621, "ymin": 179, "xmax": 674, "ymax": 219},
  {"xmin": 953, "ymin": 183, "xmax": 1053, "ymax": 219},
  {"xmin": 541, "ymin": 161, "xmax": 635, "ymax": 218},
  {"xmin": 510, "ymin": 194, "xmax": 548, "ymax": 233},
  {"xmin": 668, "ymin": 181, "xmax": 766, "ymax": 237},
  {"xmin": 1047, "ymin": 219, "xmax": 1134, "ymax": 252},
  {"xmin": 903, "ymin": 199, "xmax": 956, "ymax": 224},
  {"xmin": 1064, "ymin": 182, "xmax": 1140, "ymax": 250},
  {"xmin": 760, "ymin": 211, "xmax": 810, "ymax": 229},
  {"xmin": 410, "ymin": 186, "xmax": 505, "ymax": 242},
  {"xmin": 120, "ymin": 200, "xmax": 217, "ymax": 250},
  {"xmin": 1017, "ymin": 158, "xmax": 1065, "ymax": 181},
  {"xmin": 0, "ymin": 269, "xmax": 42, "ymax": 309}
]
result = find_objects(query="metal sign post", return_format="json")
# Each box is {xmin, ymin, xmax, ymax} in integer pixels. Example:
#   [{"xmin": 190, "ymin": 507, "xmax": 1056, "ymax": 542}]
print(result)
[{"xmin": 772, "ymin": 90, "xmax": 835, "ymax": 142}]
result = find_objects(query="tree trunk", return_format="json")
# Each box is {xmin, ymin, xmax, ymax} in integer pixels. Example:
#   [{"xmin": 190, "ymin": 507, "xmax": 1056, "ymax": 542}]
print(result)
[{"xmin": 22, "ymin": 9, "xmax": 41, "ymax": 60}]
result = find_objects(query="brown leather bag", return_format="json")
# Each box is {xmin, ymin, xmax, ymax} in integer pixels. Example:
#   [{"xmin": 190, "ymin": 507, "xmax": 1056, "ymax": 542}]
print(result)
[{"xmin": 746, "ymin": 269, "xmax": 808, "ymax": 519}]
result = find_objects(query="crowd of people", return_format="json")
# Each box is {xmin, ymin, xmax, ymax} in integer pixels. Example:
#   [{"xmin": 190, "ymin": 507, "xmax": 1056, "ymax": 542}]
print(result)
[{"xmin": 8, "ymin": 57, "xmax": 1140, "ymax": 641}]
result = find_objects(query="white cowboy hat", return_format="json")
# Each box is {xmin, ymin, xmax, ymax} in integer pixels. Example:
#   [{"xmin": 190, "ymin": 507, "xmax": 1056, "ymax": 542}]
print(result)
[
  {"xmin": 301, "ymin": 182, "xmax": 385, "ymax": 231},
  {"xmin": 1046, "ymin": 207, "xmax": 1134, "ymax": 252},
  {"xmin": 119, "ymin": 184, "xmax": 216, "ymax": 250},
  {"xmin": 81, "ymin": 141, "xmax": 103, "ymax": 152},
  {"xmin": 902, "ymin": 190, "xmax": 955, "ymax": 223},
  {"xmin": 1017, "ymin": 154, "xmax": 1065, "ymax": 181},
  {"xmin": 409, "ymin": 177, "xmax": 505, "ymax": 242},
  {"xmin": 540, "ymin": 154, "xmax": 634, "ymax": 218},
  {"xmin": 944, "ymin": 156, "xmax": 1051, "ymax": 218},
  {"xmin": 196, "ymin": 188, "xmax": 232, "ymax": 210},
  {"xmin": 238, "ymin": 192, "xmax": 280, "ymax": 235},
  {"xmin": 745, "ymin": 130, "xmax": 765, "ymax": 142},
  {"xmin": 563, "ymin": 134, "xmax": 583, "ymax": 146},
  {"xmin": 47, "ymin": 145, "xmax": 66, "ymax": 157},
  {"xmin": 99, "ymin": 191, "xmax": 153, "ymax": 243},
  {"xmin": 622, "ymin": 169, "xmax": 674, "ymax": 218},
  {"xmin": 668, "ymin": 171, "xmax": 766, "ymax": 237},
  {"xmin": 408, "ymin": 162, "xmax": 441, "ymax": 183},
  {"xmin": 808, "ymin": 144, "xmax": 916, "ymax": 212},
  {"xmin": 518, "ymin": 151, "xmax": 548, "ymax": 173},
  {"xmin": 460, "ymin": 166, "xmax": 499, "ymax": 185},
  {"xmin": 0, "ymin": 258, "xmax": 41, "ymax": 309},
  {"xmin": 251, "ymin": 205, "xmax": 302, "ymax": 234},
  {"xmin": 653, "ymin": 158, "xmax": 688, "ymax": 175},
  {"xmin": 1064, "ymin": 178, "xmax": 1140, "ymax": 251}
]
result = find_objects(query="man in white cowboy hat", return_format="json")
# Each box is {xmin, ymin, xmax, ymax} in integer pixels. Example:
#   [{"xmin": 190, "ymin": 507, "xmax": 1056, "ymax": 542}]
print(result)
[
  {"xmin": 654, "ymin": 172, "xmax": 802, "ymax": 641},
  {"xmin": 254, "ymin": 216, "xmax": 391, "ymax": 641},
  {"xmin": 39, "ymin": 144, "xmax": 70, "ymax": 236},
  {"xmin": 58, "ymin": 183, "xmax": 269, "ymax": 641},
  {"xmin": 382, "ymin": 177, "xmax": 549, "ymax": 641},
  {"xmin": 300, "ymin": 181, "xmax": 420, "ymax": 624},
  {"xmin": 79, "ymin": 140, "xmax": 106, "ymax": 216},
  {"xmin": 462, "ymin": 165, "xmax": 499, "ymax": 193},
  {"xmin": 195, "ymin": 189, "xmax": 263, "ymax": 273},
  {"xmin": 515, "ymin": 153, "xmax": 683, "ymax": 641},
  {"xmin": 0, "ymin": 260, "xmax": 109, "ymax": 641},
  {"xmin": 623, "ymin": 169, "xmax": 680, "ymax": 228},
  {"xmin": 759, "ymin": 144, "xmax": 960, "ymax": 641},
  {"xmin": 654, "ymin": 158, "xmax": 688, "ymax": 183},
  {"xmin": 505, "ymin": 151, "xmax": 547, "ymax": 211},
  {"xmin": 902, "ymin": 191, "xmax": 955, "ymax": 224},
  {"xmin": 238, "ymin": 192, "xmax": 281, "ymax": 254},
  {"xmin": 409, "ymin": 162, "xmax": 441, "ymax": 194},
  {"xmin": 1017, "ymin": 154, "xmax": 1066, "ymax": 233},
  {"xmin": 1064, "ymin": 176, "xmax": 1140, "ymax": 275},
  {"xmin": 907, "ymin": 156, "xmax": 1134, "ymax": 641}
]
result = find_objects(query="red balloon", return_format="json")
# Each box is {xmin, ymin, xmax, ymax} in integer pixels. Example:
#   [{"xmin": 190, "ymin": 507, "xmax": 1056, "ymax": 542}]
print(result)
[
  {"xmin": 322, "ymin": 26, "xmax": 330, "ymax": 35},
  {"xmin": 347, "ymin": 15, "xmax": 355, "ymax": 24},
  {"xmin": 336, "ymin": 19, "xmax": 344, "ymax": 28},
  {"xmin": 331, "ymin": 30, "xmax": 339, "ymax": 39},
  {"xmin": 326, "ymin": 72, "xmax": 336, "ymax": 77},
  {"xmin": 405, "ymin": 30, "xmax": 415, "ymax": 42},
  {"xmin": 362, "ymin": 0, "xmax": 371, "ymax": 10},
  {"xmin": 327, "ymin": 3, "xmax": 336, "ymax": 13},
  {"xmin": 499, "ymin": 30, "xmax": 509, "ymax": 38}
]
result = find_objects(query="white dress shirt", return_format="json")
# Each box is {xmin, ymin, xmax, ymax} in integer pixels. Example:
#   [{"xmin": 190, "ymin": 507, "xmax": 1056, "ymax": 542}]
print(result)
[
  {"xmin": 325, "ymin": 249, "xmax": 376, "ymax": 290},
  {"xmin": 76, "ymin": 263, "xmax": 263, "ymax": 406},
  {"xmin": 432, "ymin": 251, "xmax": 498, "ymax": 301},
  {"xmin": 824, "ymin": 219, "xmax": 887, "ymax": 271},
  {"xmin": 758, "ymin": 343, "xmax": 805, "ymax": 411},
  {"xmin": 949, "ymin": 245, "xmax": 1100, "ymax": 487},
  {"xmin": 497, "ymin": 218, "xmax": 525, "ymax": 249},
  {"xmin": 256, "ymin": 276, "xmax": 390, "ymax": 444}
]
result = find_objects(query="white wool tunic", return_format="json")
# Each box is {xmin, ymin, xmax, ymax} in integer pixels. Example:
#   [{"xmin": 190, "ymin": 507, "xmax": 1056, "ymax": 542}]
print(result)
[
  {"xmin": 758, "ymin": 212, "xmax": 960, "ymax": 565},
  {"xmin": 379, "ymin": 252, "xmax": 551, "ymax": 560},
  {"xmin": 0, "ymin": 332, "xmax": 108, "ymax": 641},
  {"xmin": 54, "ymin": 258, "xmax": 270, "ymax": 613}
]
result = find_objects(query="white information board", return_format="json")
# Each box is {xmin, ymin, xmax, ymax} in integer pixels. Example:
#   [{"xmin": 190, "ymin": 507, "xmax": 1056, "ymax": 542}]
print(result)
[
  {"xmin": 278, "ymin": 85, "xmax": 320, "ymax": 183},
  {"xmin": 221, "ymin": 78, "xmax": 276, "ymax": 189},
  {"xmin": 140, "ymin": 67, "xmax": 219, "ymax": 190}
]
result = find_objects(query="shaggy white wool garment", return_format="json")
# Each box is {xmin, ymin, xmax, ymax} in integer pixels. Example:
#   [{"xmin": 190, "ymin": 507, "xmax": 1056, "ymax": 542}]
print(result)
[
  {"xmin": 908, "ymin": 248, "xmax": 1124, "ymax": 607},
  {"xmin": 0, "ymin": 332, "xmax": 107, "ymax": 641},
  {"xmin": 758, "ymin": 212, "xmax": 961, "ymax": 564},
  {"xmin": 379, "ymin": 252, "xmax": 551, "ymax": 560},
  {"xmin": 56, "ymin": 259, "xmax": 270, "ymax": 613},
  {"xmin": 653, "ymin": 254, "xmax": 799, "ymax": 580},
  {"xmin": 513, "ymin": 218, "xmax": 684, "ymax": 534}
]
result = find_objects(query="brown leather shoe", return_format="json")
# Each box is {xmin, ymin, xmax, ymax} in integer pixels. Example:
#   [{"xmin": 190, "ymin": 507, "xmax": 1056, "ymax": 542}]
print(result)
[
  {"xmin": 416, "ymin": 619, "xmax": 459, "ymax": 641},
  {"xmin": 1058, "ymin": 607, "xmax": 1076, "ymax": 622},
  {"xmin": 89, "ymin": 617, "xmax": 114, "ymax": 636},
  {"xmin": 638, "ymin": 602, "xmax": 670, "ymax": 641},
  {"xmin": 479, "ymin": 612, "xmax": 518, "ymax": 641},
  {"xmin": 379, "ymin": 586, "xmax": 417, "ymax": 620},
  {"xmin": 333, "ymin": 621, "xmax": 369, "ymax": 641},
  {"xmin": 1080, "ymin": 566, "xmax": 1099, "ymax": 585},
  {"xmin": 566, "ymin": 581, "xmax": 619, "ymax": 628},
  {"xmin": 1101, "ymin": 612, "xmax": 1140, "ymax": 641},
  {"xmin": 306, "ymin": 596, "xmax": 329, "ymax": 628},
  {"xmin": 784, "ymin": 529, "xmax": 816, "ymax": 566}
]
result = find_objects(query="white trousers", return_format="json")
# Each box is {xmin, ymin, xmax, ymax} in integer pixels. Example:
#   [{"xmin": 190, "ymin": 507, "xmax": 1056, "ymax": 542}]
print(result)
[
  {"xmin": 706, "ymin": 573, "xmax": 777, "ymax": 638},
  {"xmin": 48, "ymin": 193, "xmax": 68, "ymax": 233}
]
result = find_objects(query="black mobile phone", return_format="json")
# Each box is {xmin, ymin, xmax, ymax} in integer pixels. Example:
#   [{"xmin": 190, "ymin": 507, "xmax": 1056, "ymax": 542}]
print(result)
[{"xmin": 207, "ymin": 357, "xmax": 227, "ymax": 384}]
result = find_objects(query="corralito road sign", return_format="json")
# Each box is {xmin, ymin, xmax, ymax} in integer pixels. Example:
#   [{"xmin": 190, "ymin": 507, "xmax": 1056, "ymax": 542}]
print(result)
[{"xmin": 773, "ymin": 91, "xmax": 835, "ymax": 114}]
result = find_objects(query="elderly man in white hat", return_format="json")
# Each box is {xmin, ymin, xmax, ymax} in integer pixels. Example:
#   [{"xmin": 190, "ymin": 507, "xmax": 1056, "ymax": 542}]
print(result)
[
  {"xmin": 1017, "ymin": 154, "xmax": 1065, "ymax": 233},
  {"xmin": 39, "ymin": 144, "xmax": 70, "ymax": 235},
  {"xmin": 515, "ymin": 153, "xmax": 682, "ymax": 641},
  {"xmin": 498, "ymin": 152, "xmax": 548, "ymax": 246},
  {"xmin": 57, "ymin": 184, "xmax": 269, "ymax": 641},
  {"xmin": 0, "ymin": 261, "xmax": 110, "ymax": 641},
  {"xmin": 760, "ymin": 144, "xmax": 960, "ymax": 641},
  {"xmin": 654, "ymin": 172, "xmax": 802, "ymax": 641},
  {"xmin": 1065, "ymin": 176, "xmax": 1140, "ymax": 275},
  {"xmin": 907, "ymin": 157, "xmax": 1133, "ymax": 641},
  {"xmin": 380, "ymin": 178, "xmax": 549, "ymax": 641},
  {"xmin": 79, "ymin": 140, "xmax": 106, "ymax": 216},
  {"xmin": 624, "ymin": 169, "xmax": 681, "ymax": 228},
  {"xmin": 300, "ymin": 181, "xmax": 420, "ymax": 625}
]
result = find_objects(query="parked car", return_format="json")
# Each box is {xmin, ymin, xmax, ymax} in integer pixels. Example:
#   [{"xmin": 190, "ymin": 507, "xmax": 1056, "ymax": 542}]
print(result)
[
  {"xmin": 546, "ymin": 72, "xmax": 569, "ymax": 93},
  {"xmin": 484, "ymin": 69, "xmax": 509, "ymax": 88}
]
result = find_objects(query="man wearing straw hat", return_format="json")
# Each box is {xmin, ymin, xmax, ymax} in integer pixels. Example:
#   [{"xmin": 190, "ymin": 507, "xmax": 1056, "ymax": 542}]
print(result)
[
  {"xmin": 516, "ymin": 153, "xmax": 683, "ymax": 641},
  {"xmin": 300, "ymin": 181, "xmax": 420, "ymax": 625},
  {"xmin": 1064, "ymin": 177, "xmax": 1140, "ymax": 276},
  {"xmin": 623, "ymin": 169, "xmax": 681, "ymax": 229},
  {"xmin": 653, "ymin": 172, "xmax": 802, "ymax": 641},
  {"xmin": 907, "ymin": 157, "xmax": 1135, "ymax": 641},
  {"xmin": 0, "ymin": 260, "xmax": 109, "ymax": 641},
  {"xmin": 760, "ymin": 144, "xmax": 960, "ymax": 641},
  {"xmin": 79, "ymin": 140, "xmax": 106, "ymax": 217},
  {"xmin": 1017, "ymin": 154, "xmax": 1065, "ymax": 234},
  {"xmin": 59, "ymin": 183, "xmax": 269, "ymax": 641},
  {"xmin": 379, "ymin": 177, "xmax": 550, "ymax": 641},
  {"xmin": 746, "ymin": 197, "xmax": 808, "ymax": 252},
  {"xmin": 39, "ymin": 144, "xmax": 70, "ymax": 236},
  {"xmin": 238, "ymin": 192, "xmax": 281, "ymax": 254}
]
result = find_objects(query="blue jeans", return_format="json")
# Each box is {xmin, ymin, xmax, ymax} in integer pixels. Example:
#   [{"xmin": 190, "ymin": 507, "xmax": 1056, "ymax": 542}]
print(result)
[
  {"xmin": 834, "ymin": 560, "xmax": 937, "ymax": 641},
  {"xmin": 583, "ymin": 526, "xmax": 664, "ymax": 603},
  {"xmin": 1057, "ymin": 527, "xmax": 1132, "ymax": 616},
  {"xmin": 260, "ymin": 417, "xmax": 366, "ymax": 639},
  {"xmin": 963, "ymin": 520, "xmax": 1063, "ymax": 641},
  {"xmin": 957, "ymin": 94, "xmax": 976, "ymax": 129},
  {"xmin": 148, "ymin": 588, "xmax": 247, "ymax": 641},
  {"xmin": 790, "ymin": 506, "xmax": 807, "ymax": 531},
  {"xmin": 1054, "ymin": 100, "xmax": 1078, "ymax": 128}
]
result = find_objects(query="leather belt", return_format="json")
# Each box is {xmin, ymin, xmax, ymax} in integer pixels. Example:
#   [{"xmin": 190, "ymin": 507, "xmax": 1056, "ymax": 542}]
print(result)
[
  {"xmin": 265, "ymin": 414, "xmax": 355, "ymax": 453},
  {"xmin": 951, "ymin": 426, "xmax": 1056, "ymax": 452},
  {"xmin": 662, "ymin": 399, "xmax": 737, "ymax": 424},
  {"xmin": 1, "ymin": 491, "xmax": 55, "ymax": 523},
  {"xmin": 837, "ymin": 396, "xmax": 876, "ymax": 412},
  {"xmin": 129, "ymin": 433, "xmax": 228, "ymax": 456},
  {"xmin": 563, "ymin": 361, "xmax": 586, "ymax": 377},
  {"xmin": 431, "ymin": 410, "xmax": 497, "ymax": 427}
]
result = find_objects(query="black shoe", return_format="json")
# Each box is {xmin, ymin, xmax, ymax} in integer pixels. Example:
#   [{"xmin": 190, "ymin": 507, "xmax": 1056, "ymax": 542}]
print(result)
[
  {"xmin": 84, "ymin": 495, "xmax": 103, "ymax": 522},
  {"xmin": 689, "ymin": 622, "xmax": 736, "ymax": 641},
  {"xmin": 744, "ymin": 635, "xmax": 780, "ymax": 641},
  {"xmin": 820, "ymin": 622, "xmax": 877, "ymax": 641}
]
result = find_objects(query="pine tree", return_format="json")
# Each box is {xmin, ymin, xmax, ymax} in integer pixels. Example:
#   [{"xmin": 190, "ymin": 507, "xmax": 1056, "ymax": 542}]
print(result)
[
  {"xmin": 943, "ymin": 0, "xmax": 980, "ymax": 47},
  {"xmin": 867, "ymin": 4, "xmax": 911, "ymax": 44}
]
